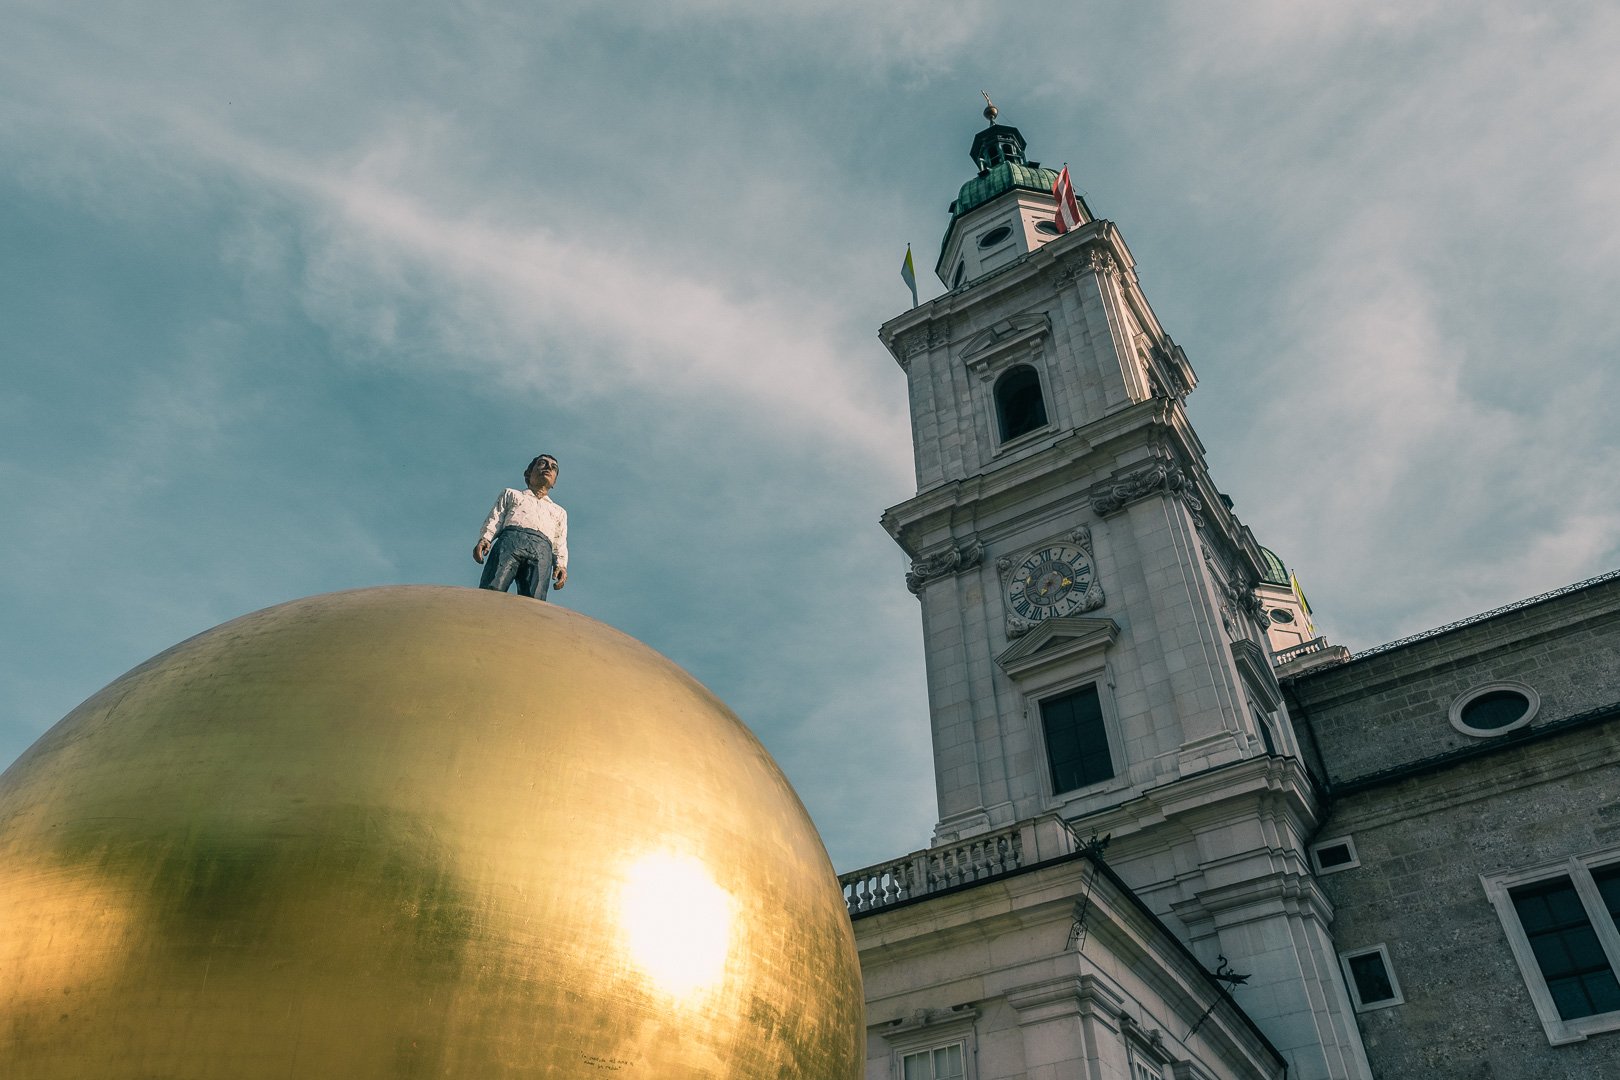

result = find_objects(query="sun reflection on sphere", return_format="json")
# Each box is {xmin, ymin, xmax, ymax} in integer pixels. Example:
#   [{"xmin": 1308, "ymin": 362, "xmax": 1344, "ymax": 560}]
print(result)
[{"xmin": 619, "ymin": 851, "xmax": 736, "ymax": 999}]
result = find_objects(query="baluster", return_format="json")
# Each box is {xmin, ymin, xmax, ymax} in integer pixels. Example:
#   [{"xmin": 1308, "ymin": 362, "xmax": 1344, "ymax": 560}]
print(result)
[{"xmin": 986, "ymin": 835, "xmax": 1006, "ymax": 875}]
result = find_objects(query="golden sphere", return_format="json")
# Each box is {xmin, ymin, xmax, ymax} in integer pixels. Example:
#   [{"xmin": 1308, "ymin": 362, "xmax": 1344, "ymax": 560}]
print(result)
[{"xmin": 0, "ymin": 587, "xmax": 862, "ymax": 1078}]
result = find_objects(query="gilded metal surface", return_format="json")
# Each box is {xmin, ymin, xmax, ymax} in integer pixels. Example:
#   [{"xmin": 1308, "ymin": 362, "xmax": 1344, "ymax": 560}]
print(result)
[{"xmin": 0, "ymin": 587, "xmax": 863, "ymax": 1078}]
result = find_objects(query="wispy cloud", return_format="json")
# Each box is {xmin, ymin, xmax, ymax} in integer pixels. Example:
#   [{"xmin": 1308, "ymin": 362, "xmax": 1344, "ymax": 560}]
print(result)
[{"xmin": 6, "ymin": 2, "xmax": 1620, "ymax": 870}]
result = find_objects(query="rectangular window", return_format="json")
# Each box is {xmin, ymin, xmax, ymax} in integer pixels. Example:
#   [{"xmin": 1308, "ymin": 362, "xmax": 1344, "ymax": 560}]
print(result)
[
  {"xmin": 1040, "ymin": 684, "xmax": 1113, "ymax": 794},
  {"xmin": 1339, "ymin": 944, "xmax": 1403, "ymax": 1011},
  {"xmin": 1310, "ymin": 835, "xmax": 1360, "ymax": 875},
  {"xmin": 1510, "ymin": 876, "xmax": 1620, "ymax": 1020},
  {"xmin": 1484, "ymin": 851, "xmax": 1620, "ymax": 1044},
  {"xmin": 901, "ymin": 1043, "xmax": 965, "ymax": 1080}
]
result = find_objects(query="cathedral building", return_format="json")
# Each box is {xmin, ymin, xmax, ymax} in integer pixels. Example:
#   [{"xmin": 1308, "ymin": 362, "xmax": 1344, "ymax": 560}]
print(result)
[{"xmin": 838, "ymin": 108, "xmax": 1620, "ymax": 1080}]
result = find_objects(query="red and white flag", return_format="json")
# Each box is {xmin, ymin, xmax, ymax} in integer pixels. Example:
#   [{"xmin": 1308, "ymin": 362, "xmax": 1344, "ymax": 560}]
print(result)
[{"xmin": 1052, "ymin": 166, "xmax": 1084, "ymax": 234}]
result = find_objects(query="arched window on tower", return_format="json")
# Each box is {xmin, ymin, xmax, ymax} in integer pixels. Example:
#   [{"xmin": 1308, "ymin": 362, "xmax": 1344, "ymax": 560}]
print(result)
[{"xmin": 995, "ymin": 365, "xmax": 1049, "ymax": 442}]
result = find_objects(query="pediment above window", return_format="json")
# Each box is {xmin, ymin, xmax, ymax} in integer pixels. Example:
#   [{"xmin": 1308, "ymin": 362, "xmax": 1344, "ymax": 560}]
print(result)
[
  {"xmin": 1230, "ymin": 638, "xmax": 1282, "ymax": 712},
  {"xmin": 961, "ymin": 312, "xmax": 1052, "ymax": 376},
  {"xmin": 996, "ymin": 617, "xmax": 1120, "ymax": 681}
]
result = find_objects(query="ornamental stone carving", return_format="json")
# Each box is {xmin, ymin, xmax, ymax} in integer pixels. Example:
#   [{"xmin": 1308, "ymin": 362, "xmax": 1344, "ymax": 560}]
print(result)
[
  {"xmin": 1088, "ymin": 461, "xmax": 1186, "ymax": 516},
  {"xmin": 1089, "ymin": 460, "xmax": 1207, "ymax": 529},
  {"xmin": 1005, "ymin": 612, "xmax": 1038, "ymax": 638},
  {"xmin": 906, "ymin": 538, "xmax": 984, "ymax": 595}
]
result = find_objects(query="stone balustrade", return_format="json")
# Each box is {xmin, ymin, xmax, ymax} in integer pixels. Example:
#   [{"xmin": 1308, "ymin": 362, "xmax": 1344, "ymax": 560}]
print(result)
[
  {"xmin": 838, "ymin": 815, "xmax": 1080, "ymax": 916},
  {"xmin": 1273, "ymin": 636, "xmax": 1329, "ymax": 665}
]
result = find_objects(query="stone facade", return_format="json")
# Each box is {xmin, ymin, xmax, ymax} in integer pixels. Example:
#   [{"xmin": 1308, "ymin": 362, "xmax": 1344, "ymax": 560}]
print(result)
[
  {"xmin": 844, "ymin": 114, "xmax": 1620, "ymax": 1080},
  {"xmin": 857, "ymin": 834, "xmax": 1285, "ymax": 1080},
  {"xmin": 1284, "ymin": 574, "xmax": 1620, "ymax": 1077}
]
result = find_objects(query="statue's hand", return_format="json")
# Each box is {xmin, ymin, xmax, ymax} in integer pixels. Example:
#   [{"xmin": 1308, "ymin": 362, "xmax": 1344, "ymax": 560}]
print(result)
[
  {"xmin": 553, "ymin": 564, "xmax": 567, "ymax": 590},
  {"xmin": 473, "ymin": 539, "xmax": 490, "ymax": 564}
]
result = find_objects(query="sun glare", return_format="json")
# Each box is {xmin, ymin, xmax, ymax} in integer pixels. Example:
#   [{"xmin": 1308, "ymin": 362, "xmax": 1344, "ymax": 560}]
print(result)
[{"xmin": 618, "ymin": 852, "xmax": 735, "ymax": 999}]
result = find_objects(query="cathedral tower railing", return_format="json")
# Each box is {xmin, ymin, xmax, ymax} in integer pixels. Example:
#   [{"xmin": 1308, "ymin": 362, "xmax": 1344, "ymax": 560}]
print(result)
[{"xmin": 837, "ymin": 815, "xmax": 1080, "ymax": 916}]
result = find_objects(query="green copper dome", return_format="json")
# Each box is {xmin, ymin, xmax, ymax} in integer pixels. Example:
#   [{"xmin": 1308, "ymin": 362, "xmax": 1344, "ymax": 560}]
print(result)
[
  {"xmin": 1258, "ymin": 547, "xmax": 1290, "ymax": 587},
  {"xmin": 950, "ymin": 161, "xmax": 1060, "ymax": 220}
]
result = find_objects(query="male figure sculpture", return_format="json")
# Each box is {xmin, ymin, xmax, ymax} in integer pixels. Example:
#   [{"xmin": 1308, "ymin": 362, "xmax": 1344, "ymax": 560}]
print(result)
[{"xmin": 474, "ymin": 454, "xmax": 569, "ymax": 599}]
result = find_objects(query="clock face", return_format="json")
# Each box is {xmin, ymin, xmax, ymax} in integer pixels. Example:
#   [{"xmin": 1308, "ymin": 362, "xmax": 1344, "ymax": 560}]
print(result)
[{"xmin": 1008, "ymin": 544, "xmax": 1095, "ymax": 621}]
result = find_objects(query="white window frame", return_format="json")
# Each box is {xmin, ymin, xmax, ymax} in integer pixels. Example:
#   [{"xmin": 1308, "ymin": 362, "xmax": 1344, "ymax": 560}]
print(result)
[
  {"xmin": 1129, "ymin": 1055, "xmax": 1166, "ymax": 1080},
  {"xmin": 1448, "ymin": 681, "xmax": 1539, "ymax": 738},
  {"xmin": 1482, "ymin": 849, "xmax": 1620, "ymax": 1044},
  {"xmin": 898, "ymin": 1042, "xmax": 968, "ymax": 1080},
  {"xmin": 881, "ymin": 1008, "xmax": 980, "ymax": 1080},
  {"xmin": 1339, "ymin": 943, "xmax": 1403, "ymax": 1012},
  {"xmin": 1310, "ymin": 835, "xmax": 1361, "ymax": 875}
]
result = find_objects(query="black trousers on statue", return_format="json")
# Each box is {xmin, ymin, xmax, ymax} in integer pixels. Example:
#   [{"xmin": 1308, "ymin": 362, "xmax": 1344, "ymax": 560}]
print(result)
[{"xmin": 479, "ymin": 527, "xmax": 555, "ymax": 600}]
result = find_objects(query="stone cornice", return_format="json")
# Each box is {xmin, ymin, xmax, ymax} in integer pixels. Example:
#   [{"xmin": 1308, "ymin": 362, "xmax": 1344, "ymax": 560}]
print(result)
[
  {"xmin": 1323, "ymin": 702, "xmax": 1620, "ymax": 829},
  {"xmin": 1070, "ymin": 756, "xmax": 1322, "ymax": 852},
  {"xmin": 1175, "ymin": 868, "xmax": 1337, "ymax": 930},
  {"xmin": 1286, "ymin": 575, "xmax": 1620, "ymax": 708},
  {"xmin": 881, "ymin": 398, "xmax": 1189, "ymax": 555},
  {"xmin": 877, "ymin": 220, "xmax": 1145, "ymax": 371}
]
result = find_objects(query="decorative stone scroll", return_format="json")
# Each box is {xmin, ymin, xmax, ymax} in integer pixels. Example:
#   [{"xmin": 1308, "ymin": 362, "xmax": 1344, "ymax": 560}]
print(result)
[
  {"xmin": 891, "ymin": 322, "xmax": 952, "ymax": 371},
  {"xmin": 1089, "ymin": 459, "xmax": 1206, "ymax": 528},
  {"xmin": 1136, "ymin": 332, "xmax": 1194, "ymax": 401},
  {"xmin": 905, "ymin": 538, "xmax": 984, "ymax": 595},
  {"xmin": 1204, "ymin": 542, "xmax": 1267, "ymax": 637},
  {"xmin": 1088, "ymin": 460, "xmax": 1185, "ymax": 516},
  {"xmin": 1052, "ymin": 244, "xmax": 1119, "ymax": 287}
]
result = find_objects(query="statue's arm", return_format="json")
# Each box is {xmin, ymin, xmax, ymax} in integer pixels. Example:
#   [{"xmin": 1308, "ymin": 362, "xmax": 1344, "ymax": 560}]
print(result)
[
  {"xmin": 474, "ymin": 491, "xmax": 507, "ymax": 563},
  {"xmin": 552, "ymin": 509, "xmax": 568, "ymax": 588}
]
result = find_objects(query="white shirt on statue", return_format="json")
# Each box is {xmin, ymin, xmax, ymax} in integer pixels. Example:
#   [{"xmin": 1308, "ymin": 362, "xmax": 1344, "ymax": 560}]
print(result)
[{"xmin": 479, "ymin": 489, "xmax": 568, "ymax": 571}]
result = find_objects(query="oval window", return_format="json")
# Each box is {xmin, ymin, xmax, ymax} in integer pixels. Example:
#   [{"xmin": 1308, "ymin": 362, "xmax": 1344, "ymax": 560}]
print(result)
[
  {"xmin": 1035, "ymin": 221, "xmax": 1061, "ymax": 235},
  {"xmin": 1449, "ymin": 683, "xmax": 1538, "ymax": 737},
  {"xmin": 978, "ymin": 225, "xmax": 1013, "ymax": 248},
  {"xmin": 1270, "ymin": 609, "xmax": 1295, "ymax": 625}
]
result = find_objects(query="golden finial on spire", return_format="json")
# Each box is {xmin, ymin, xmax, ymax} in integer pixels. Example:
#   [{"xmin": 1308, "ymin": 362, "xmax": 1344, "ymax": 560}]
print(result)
[{"xmin": 981, "ymin": 90, "xmax": 998, "ymax": 125}]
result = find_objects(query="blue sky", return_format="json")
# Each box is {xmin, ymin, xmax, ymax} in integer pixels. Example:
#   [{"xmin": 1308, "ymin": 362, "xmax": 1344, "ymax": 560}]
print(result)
[{"xmin": 5, "ymin": 3, "xmax": 1620, "ymax": 872}]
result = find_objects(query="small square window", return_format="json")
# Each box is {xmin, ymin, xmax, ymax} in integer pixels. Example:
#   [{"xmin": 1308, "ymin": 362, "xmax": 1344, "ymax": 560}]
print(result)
[
  {"xmin": 1340, "ymin": 944, "xmax": 1403, "ymax": 1011},
  {"xmin": 1311, "ymin": 836, "xmax": 1360, "ymax": 875}
]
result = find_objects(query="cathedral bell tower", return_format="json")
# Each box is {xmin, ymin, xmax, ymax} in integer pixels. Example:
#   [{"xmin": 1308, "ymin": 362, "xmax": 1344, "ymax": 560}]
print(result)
[{"xmin": 876, "ymin": 108, "xmax": 1373, "ymax": 1080}]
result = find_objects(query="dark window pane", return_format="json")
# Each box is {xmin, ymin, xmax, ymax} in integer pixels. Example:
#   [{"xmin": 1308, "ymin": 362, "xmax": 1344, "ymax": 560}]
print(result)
[
  {"xmin": 1549, "ymin": 977, "xmax": 1590, "ymax": 1019},
  {"xmin": 1589, "ymin": 971, "xmax": 1620, "ymax": 1015},
  {"xmin": 1549, "ymin": 887, "xmax": 1589, "ymax": 925},
  {"xmin": 1594, "ymin": 865, "xmax": 1620, "ymax": 924},
  {"xmin": 1515, "ymin": 891, "xmax": 1556, "ymax": 933},
  {"xmin": 1041, "ymin": 685, "xmax": 1113, "ymax": 794},
  {"xmin": 978, "ymin": 226, "xmax": 1013, "ymax": 249},
  {"xmin": 1316, "ymin": 843, "xmax": 1354, "ymax": 869},
  {"xmin": 1530, "ymin": 934, "xmax": 1574, "ymax": 973},
  {"xmin": 1348, "ymin": 951, "xmax": 1395, "ymax": 1004},
  {"xmin": 1460, "ymin": 689, "xmax": 1530, "ymax": 730},
  {"xmin": 996, "ymin": 366, "xmax": 1048, "ymax": 441},
  {"xmin": 1511, "ymin": 877, "xmax": 1620, "ymax": 1019}
]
